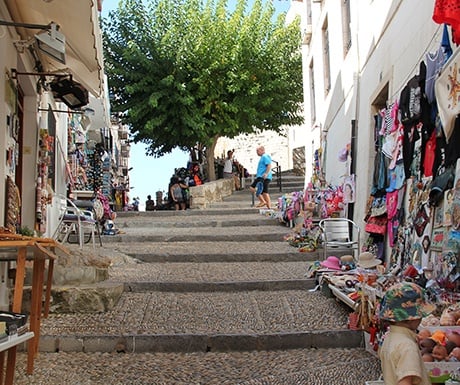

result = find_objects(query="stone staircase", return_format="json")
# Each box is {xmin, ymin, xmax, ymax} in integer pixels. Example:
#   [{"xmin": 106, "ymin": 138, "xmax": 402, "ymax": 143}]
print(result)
[{"xmin": 18, "ymin": 173, "xmax": 382, "ymax": 384}]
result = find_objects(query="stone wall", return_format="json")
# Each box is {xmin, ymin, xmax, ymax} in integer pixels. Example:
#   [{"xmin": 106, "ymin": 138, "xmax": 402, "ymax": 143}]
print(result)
[{"xmin": 189, "ymin": 178, "xmax": 234, "ymax": 209}]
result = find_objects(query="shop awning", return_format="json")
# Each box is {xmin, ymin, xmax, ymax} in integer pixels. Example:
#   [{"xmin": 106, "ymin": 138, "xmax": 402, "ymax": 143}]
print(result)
[{"xmin": 5, "ymin": 0, "xmax": 104, "ymax": 97}]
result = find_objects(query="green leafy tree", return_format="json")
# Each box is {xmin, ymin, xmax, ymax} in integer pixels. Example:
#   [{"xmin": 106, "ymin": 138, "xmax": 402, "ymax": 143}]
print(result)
[{"xmin": 102, "ymin": 0, "xmax": 303, "ymax": 180}]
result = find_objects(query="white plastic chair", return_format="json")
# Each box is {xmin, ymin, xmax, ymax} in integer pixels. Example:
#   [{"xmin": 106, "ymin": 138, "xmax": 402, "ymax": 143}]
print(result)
[
  {"xmin": 319, "ymin": 218, "xmax": 360, "ymax": 260},
  {"xmin": 52, "ymin": 194, "xmax": 98, "ymax": 249}
]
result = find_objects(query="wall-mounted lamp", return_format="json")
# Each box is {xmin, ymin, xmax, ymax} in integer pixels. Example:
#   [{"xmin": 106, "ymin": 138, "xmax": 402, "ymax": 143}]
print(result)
[
  {"xmin": 49, "ymin": 77, "xmax": 88, "ymax": 109},
  {"xmin": 35, "ymin": 23, "xmax": 65, "ymax": 64},
  {"xmin": 0, "ymin": 20, "xmax": 66, "ymax": 64},
  {"xmin": 12, "ymin": 69, "xmax": 89, "ymax": 109}
]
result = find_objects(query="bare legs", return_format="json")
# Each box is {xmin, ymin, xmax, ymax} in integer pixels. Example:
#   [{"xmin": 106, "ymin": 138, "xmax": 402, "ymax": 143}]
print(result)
[{"xmin": 250, "ymin": 187, "xmax": 271, "ymax": 208}]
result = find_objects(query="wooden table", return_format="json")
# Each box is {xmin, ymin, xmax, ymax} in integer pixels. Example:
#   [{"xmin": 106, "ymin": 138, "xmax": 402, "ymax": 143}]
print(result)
[{"xmin": 0, "ymin": 234, "xmax": 67, "ymax": 385}]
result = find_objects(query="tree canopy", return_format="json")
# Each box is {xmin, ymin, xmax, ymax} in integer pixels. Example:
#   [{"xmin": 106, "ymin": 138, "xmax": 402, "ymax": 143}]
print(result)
[{"xmin": 102, "ymin": 0, "xmax": 304, "ymax": 179}]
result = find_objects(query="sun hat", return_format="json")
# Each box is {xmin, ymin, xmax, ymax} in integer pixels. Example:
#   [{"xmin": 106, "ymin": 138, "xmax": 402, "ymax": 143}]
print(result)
[
  {"xmin": 320, "ymin": 256, "xmax": 341, "ymax": 270},
  {"xmin": 357, "ymin": 252, "xmax": 382, "ymax": 269},
  {"xmin": 340, "ymin": 255, "xmax": 354, "ymax": 263},
  {"xmin": 340, "ymin": 255, "xmax": 356, "ymax": 270},
  {"xmin": 379, "ymin": 282, "xmax": 436, "ymax": 322}
]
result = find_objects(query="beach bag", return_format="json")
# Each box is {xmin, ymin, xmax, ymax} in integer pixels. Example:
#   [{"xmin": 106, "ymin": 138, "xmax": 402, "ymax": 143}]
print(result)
[
  {"xmin": 365, "ymin": 214, "xmax": 388, "ymax": 235},
  {"xmin": 435, "ymin": 47, "xmax": 460, "ymax": 142}
]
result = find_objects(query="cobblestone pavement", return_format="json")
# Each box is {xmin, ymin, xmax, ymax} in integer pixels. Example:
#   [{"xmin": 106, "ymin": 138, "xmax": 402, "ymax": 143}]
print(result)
[
  {"xmin": 106, "ymin": 261, "xmax": 308, "ymax": 283},
  {"xmin": 39, "ymin": 291, "xmax": 350, "ymax": 336},
  {"xmin": 15, "ymin": 348, "xmax": 381, "ymax": 385},
  {"xmin": 12, "ymin": 190, "xmax": 383, "ymax": 384}
]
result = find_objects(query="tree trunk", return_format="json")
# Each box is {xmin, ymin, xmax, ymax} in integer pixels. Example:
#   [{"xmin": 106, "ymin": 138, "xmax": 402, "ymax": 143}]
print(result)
[{"xmin": 205, "ymin": 135, "xmax": 220, "ymax": 181}]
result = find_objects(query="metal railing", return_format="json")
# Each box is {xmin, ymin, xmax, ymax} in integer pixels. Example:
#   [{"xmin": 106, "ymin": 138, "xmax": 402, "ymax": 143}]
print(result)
[{"xmin": 272, "ymin": 160, "xmax": 282, "ymax": 192}]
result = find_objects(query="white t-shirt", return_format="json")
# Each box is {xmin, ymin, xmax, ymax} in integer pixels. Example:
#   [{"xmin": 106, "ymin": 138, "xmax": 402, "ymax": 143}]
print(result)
[{"xmin": 223, "ymin": 158, "xmax": 233, "ymax": 173}]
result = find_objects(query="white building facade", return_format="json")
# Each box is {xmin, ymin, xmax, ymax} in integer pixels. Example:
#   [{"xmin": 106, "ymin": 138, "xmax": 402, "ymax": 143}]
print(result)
[
  {"xmin": 300, "ymin": 0, "xmax": 444, "ymax": 222},
  {"xmin": 0, "ymin": 0, "xmax": 113, "ymax": 237}
]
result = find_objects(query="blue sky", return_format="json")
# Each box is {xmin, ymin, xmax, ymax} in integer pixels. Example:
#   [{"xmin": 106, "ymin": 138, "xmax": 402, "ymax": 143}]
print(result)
[{"xmin": 101, "ymin": 0, "xmax": 290, "ymax": 208}]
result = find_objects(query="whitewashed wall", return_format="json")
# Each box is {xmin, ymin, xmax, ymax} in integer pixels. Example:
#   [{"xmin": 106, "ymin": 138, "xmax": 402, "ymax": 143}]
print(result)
[{"xmin": 300, "ymin": 0, "xmax": 442, "ymax": 230}]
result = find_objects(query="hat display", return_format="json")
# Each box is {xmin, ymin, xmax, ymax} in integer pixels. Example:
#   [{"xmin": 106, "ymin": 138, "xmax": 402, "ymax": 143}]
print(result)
[
  {"xmin": 340, "ymin": 255, "xmax": 354, "ymax": 263},
  {"xmin": 379, "ymin": 282, "xmax": 436, "ymax": 322},
  {"xmin": 340, "ymin": 255, "xmax": 356, "ymax": 270},
  {"xmin": 320, "ymin": 256, "xmax": 341, "ymax": 270},
  {"xmin": 357, "ymin": 252, "xmax": 382, "ymax": 269}
]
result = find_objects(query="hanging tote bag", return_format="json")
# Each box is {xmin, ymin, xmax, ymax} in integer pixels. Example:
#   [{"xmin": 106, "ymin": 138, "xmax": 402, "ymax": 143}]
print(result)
[{"xmin": 435, "ymin": 47, "xmax": 460, "ymax": 143}]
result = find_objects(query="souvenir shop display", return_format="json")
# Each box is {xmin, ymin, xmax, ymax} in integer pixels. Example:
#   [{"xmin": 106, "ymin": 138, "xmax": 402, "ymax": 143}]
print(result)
[
  {"xmin": 36, "ymin": 126, "xmax": 54, "ymax": 233},
  {"xmin": 313, "ymin": 26, "xmax": 460, "ymax": 382},
  {"xmin": 5, "ymin": 176, "xmax": 20, "ymax": 233},
  {"xmin": 279, "ymin": 183, "xmax": 351, "ymax": 252}
]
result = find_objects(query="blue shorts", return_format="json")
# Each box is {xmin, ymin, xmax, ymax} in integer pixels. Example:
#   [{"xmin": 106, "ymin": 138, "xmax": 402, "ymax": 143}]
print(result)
[{"xmin": 251, "ymin": 177, "xmax": 270, "ymax": 195}]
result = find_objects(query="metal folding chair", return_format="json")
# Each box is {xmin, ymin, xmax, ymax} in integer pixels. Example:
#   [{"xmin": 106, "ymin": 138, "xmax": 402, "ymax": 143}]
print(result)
[
  {"xmin": 319, "ymin": 218, "xmax": 360, "ymax": 260},
  {"xmin": 52, "ymin": 194, "xmax": 99, "ymax": 249}
]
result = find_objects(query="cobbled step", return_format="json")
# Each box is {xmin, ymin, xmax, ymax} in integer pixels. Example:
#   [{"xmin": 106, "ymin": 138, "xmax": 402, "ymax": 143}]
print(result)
[
  {"xmin": 39, "ymin": 291, "xmax": 356, "ymax": 353},
  {"xmin": 106, "ymin": 260, "xmax": 316, "ymax": 291},
  {"xmin": 106, "ymin": 241, "xmax": 318, "ymax": 262},
  {"xmin": 15, "ymin": 348, "xmax": 381, "ymax": 385},
  {"xmin": 124, "ymin": 279, "xmax": 314, "ymax": 292},
  {"xmin": 39, "ymin": 330, "xmax": 363, "ymax": 353},
  {"xmin": 116, "ymin": 214, "xmax": 278, "ymax": 228},
  {"xmin": 102, "ymin": 225, "xmax": 290, "ymax": 243}
]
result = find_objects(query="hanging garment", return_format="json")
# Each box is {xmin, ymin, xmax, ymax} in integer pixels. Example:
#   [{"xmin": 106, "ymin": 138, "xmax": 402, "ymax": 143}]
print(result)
[
  {"xmin": 442, "ymin": 23, "xmax": 453, "ymax": 61},
  {"xmin": 435, "ymin": 47, "xmax": 460, "ymax": 143},
  {"xmin": 426, "ymin": 45, "xmax": 447, "ymax": 105},
  {"xmin": 433, "ymin": 0, "xmax": 460, "ymax": 44},
  {"xmin": 409, "ymin": 124, "xmax": 423, "ymax": 179},
  {"xmin": 399, "ymin": 64, "xmax": 426, "ymax": 125},
  {"xmin": 423, "ymin": 130, "xmax": 437, "ymax": 177}
]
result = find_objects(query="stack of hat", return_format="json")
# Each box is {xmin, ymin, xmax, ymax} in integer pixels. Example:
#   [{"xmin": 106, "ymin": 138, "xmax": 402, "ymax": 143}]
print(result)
[{"xmin": 357, "ymin": 252, "xmax": 382, "ymax": 269}]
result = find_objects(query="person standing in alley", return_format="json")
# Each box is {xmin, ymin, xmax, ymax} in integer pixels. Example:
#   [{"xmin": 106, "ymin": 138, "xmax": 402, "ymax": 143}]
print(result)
[
  {"xmin": 169, "ymin": 176, "xmax": 187, "ymax": 210},
  {"xmin": 223, "ymin": 150, "xmax": 241, "ymax": 190},
  {"xmin": 249, "ymin": 145, "xmax": 272, "ymax": 208},
  {"xmin": 223, "ymin": 150, "xmax": 234, "ymax": 180}
]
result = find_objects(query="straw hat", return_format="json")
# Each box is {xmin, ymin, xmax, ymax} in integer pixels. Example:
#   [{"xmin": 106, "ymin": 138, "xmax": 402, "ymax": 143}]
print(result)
[
  {"xmin": 340, "ymin": 255, "xmax": 355, "ymax": 270},
  {"xmin": 357, "ymin": 252, "xmax": 382, "ymax": 269},
  {"xmin": 340, "ymin": 255, "xmax": 354, "ymax": 263}
]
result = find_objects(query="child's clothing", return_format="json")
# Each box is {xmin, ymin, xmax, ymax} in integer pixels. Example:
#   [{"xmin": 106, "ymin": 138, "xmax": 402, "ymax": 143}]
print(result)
[
  {"xmin": 379, "ymin": 325, "xmax": 432, "ymax": 385},
  {"xmin": 171, "ymin": 184, "xmax": 184, "ymax": 202}
]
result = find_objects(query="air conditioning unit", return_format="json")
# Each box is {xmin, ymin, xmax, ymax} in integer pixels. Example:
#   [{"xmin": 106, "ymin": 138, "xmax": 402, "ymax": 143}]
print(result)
[{"xmin": 302, "ymin": 24, "xmax": 313, "ymax": 45}]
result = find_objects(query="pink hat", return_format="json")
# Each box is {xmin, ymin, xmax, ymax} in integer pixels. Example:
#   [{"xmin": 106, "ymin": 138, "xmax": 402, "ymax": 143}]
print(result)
[{"xmin": 320, "ymin": 256, "xmax": 341, "ymax": 270}]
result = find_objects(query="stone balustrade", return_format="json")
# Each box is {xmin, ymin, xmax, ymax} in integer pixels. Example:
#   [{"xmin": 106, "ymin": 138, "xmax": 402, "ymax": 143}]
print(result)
[{"xmin": 189, "ymin": 178, "xmax": 234, "ymax": 209}]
